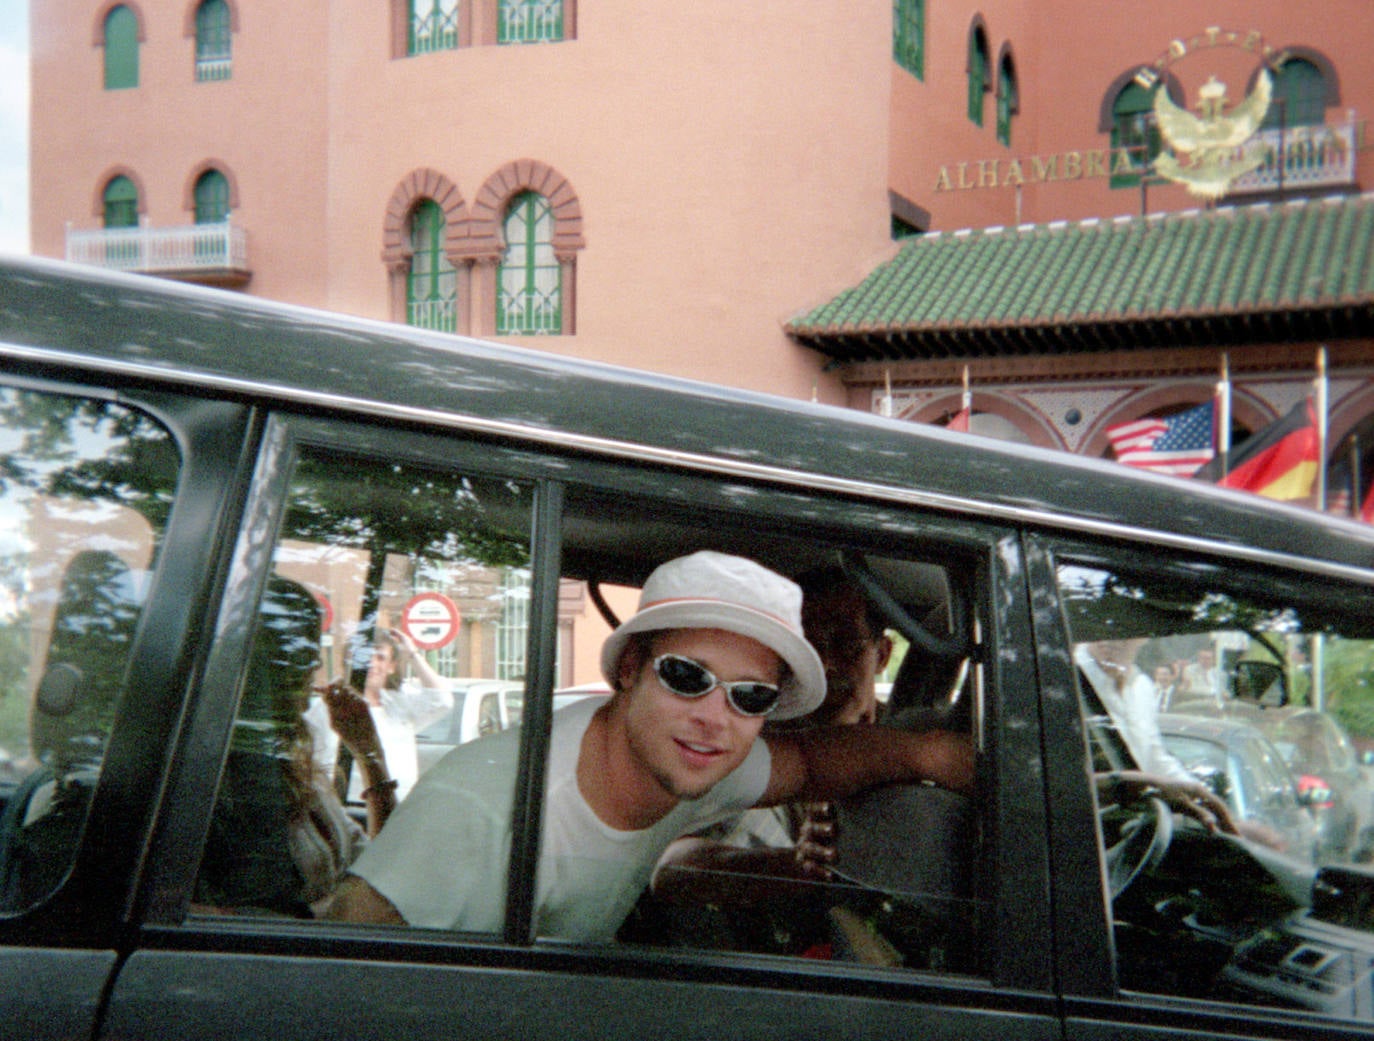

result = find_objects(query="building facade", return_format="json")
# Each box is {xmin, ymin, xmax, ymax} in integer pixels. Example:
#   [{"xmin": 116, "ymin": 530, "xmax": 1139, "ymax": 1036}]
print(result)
[{"xmin": 26, "ymin": 1, "xmax": 1374, "ymax": 680}]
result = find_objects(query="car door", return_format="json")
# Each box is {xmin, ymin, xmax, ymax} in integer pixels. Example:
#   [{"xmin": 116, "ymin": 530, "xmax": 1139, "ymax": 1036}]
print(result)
[
  {"xmin": 1027, "ymin": 534, "xmax": 1374, "ymax": 1041},
  {"xmin": 110, "ymin": 408, "xmax": 1064, "ymax": 1040},
  {"xmin": 0, "ymin": 378, "xmax": 253, "ymax": 1040}
]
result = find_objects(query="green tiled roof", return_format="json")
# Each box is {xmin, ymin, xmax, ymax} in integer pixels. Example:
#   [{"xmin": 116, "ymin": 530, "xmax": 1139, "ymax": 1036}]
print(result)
[{"xmin": 786, "ymin": 193, "xmax": 1374, "ymax": 361}]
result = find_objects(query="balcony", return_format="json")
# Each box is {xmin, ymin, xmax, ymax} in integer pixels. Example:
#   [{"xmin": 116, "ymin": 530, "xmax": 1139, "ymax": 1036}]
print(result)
[
  {"xmin": 1227, "ymin": 117, "xmax": 1361, "ymax": 196},
  {"xmin": 66, "ymin": 218, "xmax": 251, "ymax": 287}
]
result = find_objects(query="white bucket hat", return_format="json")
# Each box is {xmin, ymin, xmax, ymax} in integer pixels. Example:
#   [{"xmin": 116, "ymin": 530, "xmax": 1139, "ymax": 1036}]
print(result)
[{"xmin": 599, "ymin": 550, "xmax": 825, "ymax": 720}]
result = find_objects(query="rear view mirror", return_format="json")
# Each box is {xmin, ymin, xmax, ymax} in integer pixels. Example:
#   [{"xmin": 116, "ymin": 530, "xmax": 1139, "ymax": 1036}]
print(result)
[{"xmin": 1233, "ymin": 660, "xmax": 1287, "ymax": 707}]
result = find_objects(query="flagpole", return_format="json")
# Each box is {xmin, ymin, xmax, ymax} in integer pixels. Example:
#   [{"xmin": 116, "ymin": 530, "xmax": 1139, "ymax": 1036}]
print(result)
[
  {"xmin": 1216, "ymin": 353, "xmax": 1231, "ymax": 478},
  {"xmin": 961, "ymin": 365, "xmax": 972, "ymax": 413},
  {"xmin": 882, "ymin": 368, "xmax": 893, "ymax": 418},
  {"xmin": 1315, "ymin": 346, "xmax": 1329, "ymax": 511}
]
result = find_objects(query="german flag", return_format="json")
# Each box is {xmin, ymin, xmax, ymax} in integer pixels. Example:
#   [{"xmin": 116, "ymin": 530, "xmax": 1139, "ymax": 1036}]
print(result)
[{"xmin": 1194, "ymin": 398, "xmax": 1320, "ymax": 501}]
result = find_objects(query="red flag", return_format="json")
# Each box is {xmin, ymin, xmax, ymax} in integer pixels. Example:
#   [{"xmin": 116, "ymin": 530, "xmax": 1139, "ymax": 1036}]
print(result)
[
  {"xmin": 1361, "ymin": 482, "xmax": 1374, "ymax": 524},
  {"xmin": 946, "ymin": 408, "xmax": 971, "ymax": 433},
  {"xmin": 1195, "ymin": 399, "xmax": 1320, "ymax": 501}
]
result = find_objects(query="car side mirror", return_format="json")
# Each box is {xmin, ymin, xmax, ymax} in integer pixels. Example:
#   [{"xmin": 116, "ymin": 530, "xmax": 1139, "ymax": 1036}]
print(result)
[{"xmin": 1233, "ymin": 660, "xmax": 1287, "ymax": 707}]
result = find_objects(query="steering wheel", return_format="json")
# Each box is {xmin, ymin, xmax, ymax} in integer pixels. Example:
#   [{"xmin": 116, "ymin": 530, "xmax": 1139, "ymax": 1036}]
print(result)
[{"xmin": 1102, "ymin": 795, "xmax": 1173, "ymax": 900}]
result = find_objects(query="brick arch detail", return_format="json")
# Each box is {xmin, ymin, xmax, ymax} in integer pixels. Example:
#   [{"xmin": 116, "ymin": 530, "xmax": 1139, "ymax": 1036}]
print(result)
[
  {"xmin": 182, "ymin": 159, "xmax": 242, "ymax": 214},
  {"xmin": 91, "ymin": 165, "xmax": 148, "ymax": 219},
  {"xmin": 380, "ymin": 169, "xmax": 471, "ymax": 271},
  {"xmin": 93, "ymin": 1, "xmax": 148, "ymax": 44},
  {"xmin": 183, "ymin": 0, "xmax": 243, "ymax": 37},
  {"xmin": 469, "ymin": 160, "xmax": 585, "ymax": 261},
  {"xmin": 904, "ymin": 392, "xmax": 1060, "ymax": 450}
]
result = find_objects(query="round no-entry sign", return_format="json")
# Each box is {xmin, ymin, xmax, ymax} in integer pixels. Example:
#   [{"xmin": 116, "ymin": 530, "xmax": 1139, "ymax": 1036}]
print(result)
[{"xmin": 401, "ymin": 592, "xmax": 461, "ymax": 650}]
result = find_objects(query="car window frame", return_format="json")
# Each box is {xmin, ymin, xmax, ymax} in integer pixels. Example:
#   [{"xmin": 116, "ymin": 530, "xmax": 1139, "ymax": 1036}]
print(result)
[{"xmin": 135, "ymin": 404, "xmax": 1059, "ymax": 1005}]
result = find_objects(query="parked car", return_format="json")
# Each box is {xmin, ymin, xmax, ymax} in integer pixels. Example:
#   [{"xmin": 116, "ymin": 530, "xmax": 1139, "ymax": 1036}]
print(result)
[
  {"xmin": 1158, "ymin": 713, "xmax": 1319, "ymax": 863},
  {"xmin": 5, "ymin": 257, "xmax": 1374, "ymax": 1040},
  {"xmin": 414, "ymin": 679, "xmax": 526, "ymax": 775},
  {"xmin": 1264, "ymin": 708, "xmax": 1374, "ymax": 864}
]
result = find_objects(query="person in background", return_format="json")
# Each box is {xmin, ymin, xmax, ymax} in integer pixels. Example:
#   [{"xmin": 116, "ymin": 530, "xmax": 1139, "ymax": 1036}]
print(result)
[{"xmin": 312, "ymin": 627, "xmax": 451, "ymax": 801}]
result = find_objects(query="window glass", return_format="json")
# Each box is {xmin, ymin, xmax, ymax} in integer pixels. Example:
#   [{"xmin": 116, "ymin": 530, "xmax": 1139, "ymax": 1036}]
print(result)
[
  {"xmin": 1264, "ymin": 58, "xmax": 1327, "ymax": 129},
  {"xmin": 892, "ymin": 0, "xmax": 924, "ymax": 80},
  {"xmin": 1110, "ymin": 81, "xmax": 1160, "ymax": 188},
  {"xmin": 409, "ymin": 0, "xmax": 460, "ymax": 56},
  {"xmin": 194, "ymin": 0, "xmax": 232, "ymax": 82},
  {"xmin": 193, "ymin": 169, "xmax": 230, "ymax": 224},
  {"xmin": 0, "ymin": 387, "xmax": 178, "ymax": 910},
  {"xmin": 497, "ymin": 191, "xmax": 560, "ymax": 335},
  {"xmin": 103, "ymin": 5, "xmax": 140, "ymax": 90},
  {"xmin": 194, "ymin": 447, "xmax": 533, "ymax": 920},
  {"xmin": 102, "ymin": 175, "xmax": 139, "ymax": 229},
  {"xmin": 967, "ymin": 28, "xmax": 987, "ymax": 126},
  {"xmin": 996, "ymin": 58, "xmax": 1016, "ymax": 146},
  {"xmin": 1059, "ymin": 559, "xmax": 1374, "ymax": 1021},
  {"xmin": 406, "ymin": 199, "xmax": 458, "ymax": 333},
  {"xmin": 498, "ymin": 0, "xmax": 564, "ymax": 45}
]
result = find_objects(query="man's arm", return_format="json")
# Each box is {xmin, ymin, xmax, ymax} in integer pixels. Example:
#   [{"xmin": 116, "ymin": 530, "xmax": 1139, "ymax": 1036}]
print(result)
[
  {"xmin": 760, "ymin": 725, "xmax": 974, "ymax": 807},
  {"xmin": 320, "ymin": 873, "xmax": 407, "ymax": 924}
]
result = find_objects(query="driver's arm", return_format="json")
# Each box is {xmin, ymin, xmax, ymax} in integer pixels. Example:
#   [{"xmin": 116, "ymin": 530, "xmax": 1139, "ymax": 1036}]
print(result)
[{"xmin": 1098, "ymin": 770, "xmax": 1239, "ymax": 835}]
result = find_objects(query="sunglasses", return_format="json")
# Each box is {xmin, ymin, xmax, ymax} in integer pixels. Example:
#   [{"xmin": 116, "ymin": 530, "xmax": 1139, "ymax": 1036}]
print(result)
[{"xmin": 651, "ymin": 654, "xmax": 782, "ymax": 716}]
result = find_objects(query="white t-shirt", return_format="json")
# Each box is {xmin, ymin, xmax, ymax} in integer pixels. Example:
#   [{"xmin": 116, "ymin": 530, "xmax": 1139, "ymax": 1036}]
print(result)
[{"xmin": 350, "ymin": 696, "xmax": 771, "ymax": 941}]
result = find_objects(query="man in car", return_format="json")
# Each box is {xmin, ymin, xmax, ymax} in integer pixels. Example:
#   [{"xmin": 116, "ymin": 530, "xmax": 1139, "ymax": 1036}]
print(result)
[{"xmin": 323, "ymin": 550, "xmax": 973, "ymax": 940}]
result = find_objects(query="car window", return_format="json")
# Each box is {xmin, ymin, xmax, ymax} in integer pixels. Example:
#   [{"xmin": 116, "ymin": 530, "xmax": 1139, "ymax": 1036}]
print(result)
[
  {"xmin": 0, "ymin": 387, "xmax": 177, "ymax": 911},
  {"xmin": 1059, "ymin": 558, "xmax": 1374, "ymax": 1022},
  {"xmin": 193, "ymin": 446, "xmax": 533, "ymax": 921}
]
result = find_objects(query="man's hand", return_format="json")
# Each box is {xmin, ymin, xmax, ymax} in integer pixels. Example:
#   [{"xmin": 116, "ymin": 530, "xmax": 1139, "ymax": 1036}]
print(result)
[
  {"xmin": 792, "ymin": 802, "xmax": 838, "ymax": 880},
  {"xmin": 318, "ymin": 679, "xmax": 380, "ymax": 758},
  {"xmin": 1100, "ymin": 770, "xmax": 1239, "ymax": 835}
]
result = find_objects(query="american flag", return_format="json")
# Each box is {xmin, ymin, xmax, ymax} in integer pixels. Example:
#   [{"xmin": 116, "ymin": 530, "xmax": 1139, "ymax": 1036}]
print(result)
[{"xmin": 1107, "ymin": 401, "xmax": 1216, "ymax": 476}]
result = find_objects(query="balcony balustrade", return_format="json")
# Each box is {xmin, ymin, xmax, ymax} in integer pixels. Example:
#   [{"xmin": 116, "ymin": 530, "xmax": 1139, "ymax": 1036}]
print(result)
[
  {"xmin": 66, "ymin": 218, "xmax": 249, "ymax": 286},
  {"xmin": 1227, "ymin": 118, "xmax": 1361, "ymax": 195}
]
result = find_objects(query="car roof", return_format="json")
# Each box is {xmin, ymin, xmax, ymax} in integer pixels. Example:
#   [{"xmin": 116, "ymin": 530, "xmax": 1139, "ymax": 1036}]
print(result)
[{"xmin": 4, "ymin": 255, "xmax": 1374, "ymax": 586}]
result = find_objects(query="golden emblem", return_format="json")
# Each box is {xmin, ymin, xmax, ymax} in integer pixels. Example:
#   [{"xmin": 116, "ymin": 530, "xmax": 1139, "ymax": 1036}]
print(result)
[{"xmin": 1153, "ymin": 70, "xmax": 1272, "ymax": 199}]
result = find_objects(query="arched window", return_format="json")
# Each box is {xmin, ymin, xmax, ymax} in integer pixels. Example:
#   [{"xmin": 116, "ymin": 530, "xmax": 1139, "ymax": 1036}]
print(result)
[
  {"xmin": 103, "ymin": 175, "xmax": 139, "ymax": 228},
  {"xmin": 1264, "ymin": 57, "xmax": 1327, "ymax": 129},
  {"xmin": 498, "ymin": 0, "xmax": 564, "ymax": 44},
  {"xmin": 193, "ymin": 169, "xmax": 230, "ymax": 224},
  {"xmin": 1110, "ymin": 81, "xmax": 1160, "ymax": 187},
  {"xmin": 893, "ymin": 0, "xmax": 924, "ymax": 80},
  {"xmin": 407, "ymin": 200, "xmax": 458, "ymax": 333},
  {"xmin": 497, "ymin": 192, "xmax": 560, "ymax": 335},
  {"xmin": 195, "ymin": 0, "xmax": 233, "ymax": 81},
  {"xmin": 996, "ymin": 53, "xmax": 1018, "ymax": 146},
  {"xmin": 967, "ymin": 26, "xmax": 989, "ymax": 127},
  {"xmin": 104, "ymin": 5, "xmax": 140, "ymax": 90},
  {"xmin": 409, "ymin": 0, "xmax": 460, "ymax": 55}
]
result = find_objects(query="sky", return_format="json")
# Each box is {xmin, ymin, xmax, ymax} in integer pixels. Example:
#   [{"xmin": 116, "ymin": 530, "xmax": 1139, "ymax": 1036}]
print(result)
[{"xmin": 0, "ymin": 2, "xmax": 29, "ymax": 255}]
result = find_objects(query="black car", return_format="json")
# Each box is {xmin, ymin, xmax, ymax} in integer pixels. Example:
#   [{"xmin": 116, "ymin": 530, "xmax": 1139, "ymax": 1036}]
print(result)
[{"xmin": 4, "ymin": 256, "xmax": 1374, "ymax": 1040}]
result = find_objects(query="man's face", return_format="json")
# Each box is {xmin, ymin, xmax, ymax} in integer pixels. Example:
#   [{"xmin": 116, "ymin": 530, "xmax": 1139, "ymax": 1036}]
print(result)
[
  {"xmin": 365, "ymin": 642, "xmax": 397, "ymax": 696},
  {"xmin": 618, "ymin": 627, "xmax": 779, "ymax": 802},
  {"xmin": 803, "ymin": 585, "xmax": 891, "ymax": 726}
]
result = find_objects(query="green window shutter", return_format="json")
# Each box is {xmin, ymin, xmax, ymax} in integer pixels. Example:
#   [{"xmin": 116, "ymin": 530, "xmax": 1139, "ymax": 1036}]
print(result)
[
  {"xmin": 195, "ymin": 0, "xmax": 232, "ymax": 81},
  {"xmin": 193, "ymin": 170, "xmax": 230, "ymax": 224},
  {"xmin": 104, "ymin": 6, "xmax": 139, "ymax": 90},
  {"xmin": 409, "ymin": 0, "xmax": 460, "ymax": 55},
  {"xmin": 497, "ymin": 192, "xmax": 561, "ymax": 335},
  {"xmin": 996, "ymin": 61, "xmax": 1016, "ymax": 146},
  {"xmin": 892, "ymin": 0, "xmax": 924, "ymax": 79},
  {"xmin": 498, "ymin": 0, "xmax": 564, "ymax": 45},
  {"xmin": 406, "ymin": 200, "xmax": 458, "ymax": 332},
  {"xmin": 967, "ymin": 32, "xmax": 987, "ymax": 126},
  {"xmin": 102, "ymin": 176, "xmax": 139, "ymax": 228},
  {"xmin": 1264, "ymin": 59, "xmax": 1326, "ymax": 129},
  {"xmin": 1110, "ymin": 82, "xmax": 1160, "ymax": 188}
]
